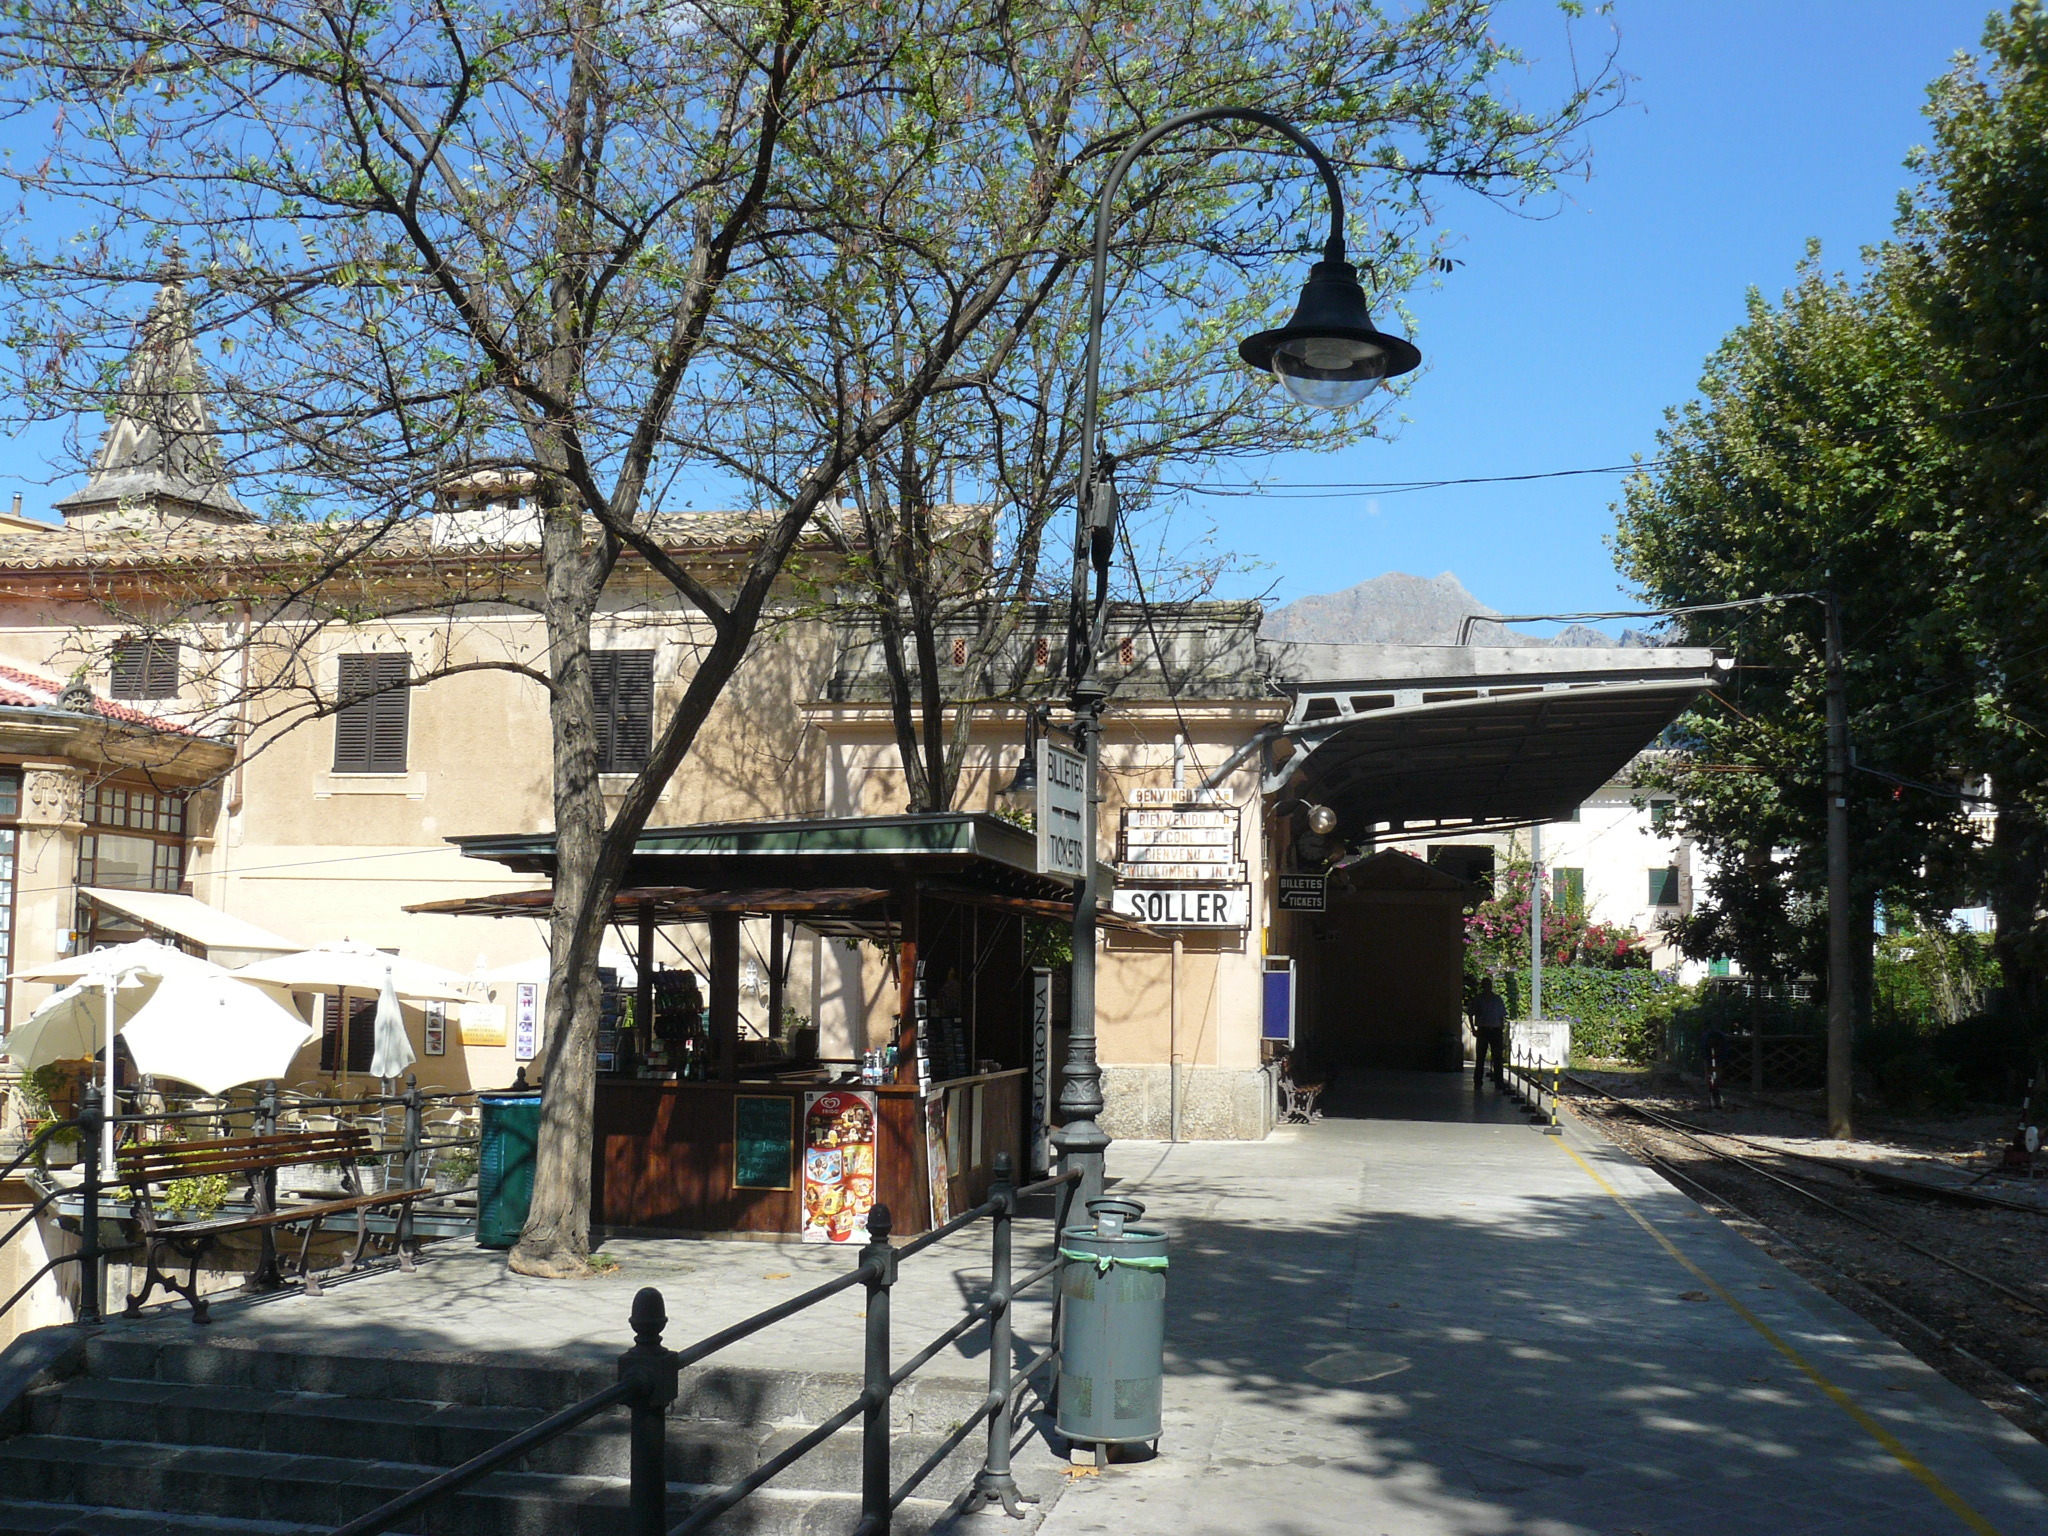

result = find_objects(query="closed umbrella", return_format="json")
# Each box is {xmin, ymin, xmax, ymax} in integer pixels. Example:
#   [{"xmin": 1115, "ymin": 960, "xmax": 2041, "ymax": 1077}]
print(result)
[
  {"xmin": 120, "ymin": 972, "xmax": 320, "ymax": 1097},
  {"xmin": 369, "ymin": 965, "xmax": 416, "ymax": 1083},
  {"xmin": 235, "ymin": 942, "xmax": 467, "ymax": 1090}
]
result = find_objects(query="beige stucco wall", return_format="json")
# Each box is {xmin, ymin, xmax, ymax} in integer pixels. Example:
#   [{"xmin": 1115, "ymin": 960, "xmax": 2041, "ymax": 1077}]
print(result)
[{"xmin": 0, "ymin": 573, "xmax": 836, "ymax": 1089}]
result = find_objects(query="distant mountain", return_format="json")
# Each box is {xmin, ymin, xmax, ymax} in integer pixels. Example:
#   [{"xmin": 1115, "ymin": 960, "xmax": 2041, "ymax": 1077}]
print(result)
[{"xmin": 1263, "ymin": 571, "xmax": 1658, "ymax": 648}]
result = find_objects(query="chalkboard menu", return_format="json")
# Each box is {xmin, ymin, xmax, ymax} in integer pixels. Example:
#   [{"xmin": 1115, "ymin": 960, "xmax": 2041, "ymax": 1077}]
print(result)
[{"xmin": 733, "ymin": 1095, "xmax": 794, "ymax": 1190}]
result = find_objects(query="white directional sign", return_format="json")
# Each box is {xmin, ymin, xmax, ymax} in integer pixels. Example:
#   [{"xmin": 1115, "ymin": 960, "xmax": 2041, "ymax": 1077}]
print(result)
[
  {"xmin": 1036, "ymin": 739, "xmax": 1089, "ymax": 879},
  {"xmin": 1113, "ymin": 886, "xmax": 1250, "ymax": 929},
  {"xmin": 1116, "ymin": 797, "xmax": 1240, "ymax": 884}
]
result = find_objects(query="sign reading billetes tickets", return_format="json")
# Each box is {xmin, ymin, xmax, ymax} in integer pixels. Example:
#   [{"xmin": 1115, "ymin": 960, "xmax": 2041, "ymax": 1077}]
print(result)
[{"xmin": 801, "ymin": 1089, "xmax": 878, "ymax": 1244}]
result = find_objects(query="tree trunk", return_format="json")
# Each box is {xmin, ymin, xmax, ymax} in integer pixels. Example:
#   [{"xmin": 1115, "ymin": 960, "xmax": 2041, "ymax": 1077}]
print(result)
[
  {"xmin": 1990, "ymin": 796, "xmax": 2048, "ymax": 1028},
  {"xmin": 510, "ymin": 511, "xmax": 611, "ymax": 1278}
]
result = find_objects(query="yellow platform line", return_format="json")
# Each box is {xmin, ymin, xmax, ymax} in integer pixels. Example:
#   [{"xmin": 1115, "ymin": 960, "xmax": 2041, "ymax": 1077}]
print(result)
[{"xmin": 1554, "ymin": 1136, "xmax": 2003, "ymax": 1536}]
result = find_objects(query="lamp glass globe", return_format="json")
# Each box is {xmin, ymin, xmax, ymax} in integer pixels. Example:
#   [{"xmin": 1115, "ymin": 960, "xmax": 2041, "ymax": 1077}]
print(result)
[{"xmin": 1270, "ymin": 335, "xmax": 1389, "ymax": 409}]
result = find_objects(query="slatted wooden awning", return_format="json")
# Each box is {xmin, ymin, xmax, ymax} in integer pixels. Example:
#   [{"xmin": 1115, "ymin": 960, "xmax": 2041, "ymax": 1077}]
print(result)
[{"xmin": 404, "ymin": 881, "xmax": 1144, "ymax": 936}]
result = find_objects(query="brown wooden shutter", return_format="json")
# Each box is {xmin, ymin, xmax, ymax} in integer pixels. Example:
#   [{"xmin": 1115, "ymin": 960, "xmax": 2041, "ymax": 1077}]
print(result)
[
  {"xmin": 112, "ymin": 638, "xmax": 180, "ymax": 699},
  {"xmin": 334, "ymin": 654, "xmax": 410, "ymax": 772},
  {"xmin": 610, "ymin": 651, "xmax": 654, "ymax": 770},
  {"xmin": 588, "ymin": 650, "xmax": 617, "ymax": 772},
  {"xmin": 110, "ymin": 643, "xmax": 145, "ymax": 699},
  {"xmin": 368, "ymin": 653, "xmax": 410, "ymax": 772}
]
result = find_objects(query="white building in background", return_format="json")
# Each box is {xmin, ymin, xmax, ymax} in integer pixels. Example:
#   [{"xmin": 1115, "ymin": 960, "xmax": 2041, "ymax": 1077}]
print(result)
[{"xmin": 1383, "ymin": 753, "xmax": 1705, "ymax": 977}]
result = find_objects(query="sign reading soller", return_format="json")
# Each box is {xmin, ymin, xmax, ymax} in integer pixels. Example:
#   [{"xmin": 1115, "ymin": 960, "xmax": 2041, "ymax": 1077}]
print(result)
[
  {"xmin": 1113, "ymin": 885, "xmax": 1249, "ymax": 928},
  {"xmin": 1036, "ymin": 739, "xmax": 1089, "ymax": 879}
]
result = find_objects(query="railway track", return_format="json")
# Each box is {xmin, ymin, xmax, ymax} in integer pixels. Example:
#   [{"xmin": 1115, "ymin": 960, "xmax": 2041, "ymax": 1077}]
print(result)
[{"xmin": 1529, "ymin": 1068, "xmax": 2048, "ymax": 1443}]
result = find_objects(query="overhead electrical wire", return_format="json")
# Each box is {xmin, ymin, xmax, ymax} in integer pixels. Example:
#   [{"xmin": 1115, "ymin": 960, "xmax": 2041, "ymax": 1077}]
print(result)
[{"xmin": 1180, "ymin": 459, "xmax": 1664, "ymax": 498}]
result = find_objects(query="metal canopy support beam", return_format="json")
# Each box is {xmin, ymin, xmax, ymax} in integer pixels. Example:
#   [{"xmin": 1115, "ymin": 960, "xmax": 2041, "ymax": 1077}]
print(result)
[
  {"xmin": 709, "ymin": 913, "xmax": 740, "ymax": 1083},
  {"xmin": 768, "ymin": 914, "xmax": 785, "ymax": 1044},
  {"xmin": 636, "ymin": 902, "xmax": 656, "ymax": 1065}
]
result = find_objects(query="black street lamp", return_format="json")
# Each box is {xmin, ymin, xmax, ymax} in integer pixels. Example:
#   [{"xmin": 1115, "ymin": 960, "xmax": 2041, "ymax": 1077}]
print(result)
[{"xmin": 1055, "ymin": 107, "xmax": 1419, "ymax": 1209}]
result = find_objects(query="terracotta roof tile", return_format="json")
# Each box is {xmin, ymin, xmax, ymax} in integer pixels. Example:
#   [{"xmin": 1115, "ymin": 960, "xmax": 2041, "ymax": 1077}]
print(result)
[
  {"xmin": 0, "ymin": 663, "xmax": 203, "ymax": 735},
  {"xmin": 0, "ymin": 506, "xmax": 914, "ymax": 573}
]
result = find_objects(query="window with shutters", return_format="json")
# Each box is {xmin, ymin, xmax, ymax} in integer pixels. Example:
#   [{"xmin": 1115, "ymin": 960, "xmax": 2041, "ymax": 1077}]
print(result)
[
  {"xmin": 333, "ymin": 654, "xmax": 411, "ymax": 773},
  {"xmin": 591, "ymin": 650, "xmax": 655, "ymax": 772},
  {"xmin": 1648, "ymin": 866, "xmax": 1680, "ymax": 907},
  {"xmin": 320, "ymin": 995, "xmax": 379, "ymax": 1074},
  {"xmin": 110, "ymin": 638, "xmax": 180, "ymax": 699}
]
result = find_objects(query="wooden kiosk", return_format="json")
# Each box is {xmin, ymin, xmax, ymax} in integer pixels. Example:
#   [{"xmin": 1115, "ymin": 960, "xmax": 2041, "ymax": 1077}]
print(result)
[{"xmin": 412, "ymin": 813, "xmax": 1121, "ymax": 1240}]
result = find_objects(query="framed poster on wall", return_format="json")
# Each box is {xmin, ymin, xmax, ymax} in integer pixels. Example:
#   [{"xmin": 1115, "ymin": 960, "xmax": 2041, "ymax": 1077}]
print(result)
[
  {"xmin": 423, "ymin": 1001, "xmax": 446, "ymax": 1057},
  {"xmin": 513, "ymin": 982, "xmax": 539, "ymax": 1062},
  {"xmin": 801, "ymin": 1090, "xmax": 877, "ymax": 1244}
]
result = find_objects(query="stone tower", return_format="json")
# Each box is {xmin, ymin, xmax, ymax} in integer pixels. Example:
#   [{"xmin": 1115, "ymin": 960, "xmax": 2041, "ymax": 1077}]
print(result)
[{"xmin": 52, "ymin": 270, "xmax": 251, "ymax": 529}]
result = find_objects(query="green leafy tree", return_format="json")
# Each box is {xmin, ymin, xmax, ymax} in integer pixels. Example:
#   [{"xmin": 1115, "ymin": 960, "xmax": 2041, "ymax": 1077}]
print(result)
[
  {"xmin": 1615, "ymin": 256, "xmax": 1980, "ymax": 1025},
  {"xmin": 1896, "ymin": 1, "xmax": 2048, "ymax": 1025}
]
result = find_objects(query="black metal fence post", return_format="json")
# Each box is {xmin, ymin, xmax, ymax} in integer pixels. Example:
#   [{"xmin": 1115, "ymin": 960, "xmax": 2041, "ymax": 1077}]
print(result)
[
  {"xmin": 861, "ymin": 1203, "xmax": 896, "ymax": 1536},
  {"xmin": 972, "ymin": 1153, "xmax": 1029, "ymax": 1516},
  {"xmin": 398, "ymin": 1075, "xmax": 423, "ymax": 1261},
  {"xmin": 617, "ymin": 1286, "xmax": 679, "ymax": 1536},
  {"xmin": 252, "ymin": 1081, "xmax": 282, "ymax": 1291},
  {"xmin": 75, "ymin": 1086, "xmax": 102, "ymax": 1326}
]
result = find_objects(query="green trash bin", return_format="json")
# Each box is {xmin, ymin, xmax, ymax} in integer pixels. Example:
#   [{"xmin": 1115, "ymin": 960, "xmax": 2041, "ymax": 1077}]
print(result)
[
  {"xmin": 1057, "ymin": 1195, "xmax": 1168, "ymax": 1452},
  {"xmin": 477, "ymin": 1084, "xmax": 543, "ymax": 1249}
]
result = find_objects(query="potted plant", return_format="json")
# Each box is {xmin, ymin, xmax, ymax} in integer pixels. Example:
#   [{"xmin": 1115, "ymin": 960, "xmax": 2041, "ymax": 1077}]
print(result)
[
  {"xmin": 353, "ymin": 1150, "xmax": 386, "ymax": 1195},
  {"xmin": 433, "ymin": 1147, "xmax": 478, "ymax": 1194}
]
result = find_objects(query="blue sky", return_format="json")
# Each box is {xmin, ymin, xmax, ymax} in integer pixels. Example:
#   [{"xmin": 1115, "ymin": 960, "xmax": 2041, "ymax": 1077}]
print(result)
[{"xmin": 1195, "ymin": 0, "xmax": 1997, "ymax": 627}]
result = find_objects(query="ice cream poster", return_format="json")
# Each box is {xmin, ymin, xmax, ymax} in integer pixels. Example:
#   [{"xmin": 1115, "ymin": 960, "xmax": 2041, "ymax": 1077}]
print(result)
[{"xmin": 801, "ymin": 1089, "xmax": 879, "ymax": 1244}]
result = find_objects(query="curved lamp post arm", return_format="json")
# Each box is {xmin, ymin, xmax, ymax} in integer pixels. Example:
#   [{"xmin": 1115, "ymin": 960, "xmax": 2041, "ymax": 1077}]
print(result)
[{"xmin": 1068, "ymin": 108, "xmax": 1350, "ymax": 694}]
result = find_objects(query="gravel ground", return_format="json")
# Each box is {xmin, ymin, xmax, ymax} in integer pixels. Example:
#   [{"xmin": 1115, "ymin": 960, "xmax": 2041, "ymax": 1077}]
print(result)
[{"xmin": 1564, "ymin": 1070, "xmax": 2048, "ymax": 1446}]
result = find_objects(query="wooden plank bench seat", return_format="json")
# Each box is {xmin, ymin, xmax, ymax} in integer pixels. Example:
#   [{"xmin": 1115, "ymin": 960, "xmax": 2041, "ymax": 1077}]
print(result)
[{"xmin": 117, "ymin": 1129, "xmax": 428, "ymax": 1324}]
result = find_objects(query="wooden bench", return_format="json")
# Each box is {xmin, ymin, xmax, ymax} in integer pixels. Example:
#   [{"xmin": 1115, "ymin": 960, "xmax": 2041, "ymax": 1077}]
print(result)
[
  {"xmin": 1277, "ymin": 1057, "xmax": 1326, "ymax": 1124},
  {"xmin": 117, "ymin": 1129, "xmax": 429, "ymax": 1324}
]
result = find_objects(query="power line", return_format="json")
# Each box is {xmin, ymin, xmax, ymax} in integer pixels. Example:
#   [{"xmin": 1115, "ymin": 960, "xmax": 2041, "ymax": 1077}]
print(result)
[{"xmin": 1181, "ymin": 460, "xmax": 1664, "ymax": 498}]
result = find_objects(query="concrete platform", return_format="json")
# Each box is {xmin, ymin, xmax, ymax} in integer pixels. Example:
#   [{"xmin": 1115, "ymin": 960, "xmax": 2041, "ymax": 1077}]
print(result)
[
  {"xmin": 68, "ymin": 1071, "xmax": 2048, "ymax": 1535},
  {"xmin": 1034, "ymin": 1072, "xmax": 2048, "ymax": 1536}
]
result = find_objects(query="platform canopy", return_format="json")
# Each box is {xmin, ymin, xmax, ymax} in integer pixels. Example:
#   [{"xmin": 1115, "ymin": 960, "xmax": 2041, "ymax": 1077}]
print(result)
[
  {"xmin": 1260, "ymin": 644, "xmax": 1722, "ymax": 836},
  {"xmin": 429, "ymin": 812, "xmax": 1132, "ymax": 936}
]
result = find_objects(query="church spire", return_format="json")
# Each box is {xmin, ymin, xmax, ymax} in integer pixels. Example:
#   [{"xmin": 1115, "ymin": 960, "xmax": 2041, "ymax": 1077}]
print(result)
[{"xmin": 53, "ymin": 265, "xmax": 252, "ymax": 527}]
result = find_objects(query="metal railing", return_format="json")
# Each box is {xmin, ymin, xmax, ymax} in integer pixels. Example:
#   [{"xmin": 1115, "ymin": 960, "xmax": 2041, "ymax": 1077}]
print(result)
[
  {"xmin": 1502, "ymin": 1040, "xmax": 1564, "ymax": 1136},
  {"xmin": 0, "ymin": 1076, "xmax": 482, "ymax": 1331},
  {"xmin": 332, "ymin": 1155, "xmax": 1078, "ymax": 1536}
]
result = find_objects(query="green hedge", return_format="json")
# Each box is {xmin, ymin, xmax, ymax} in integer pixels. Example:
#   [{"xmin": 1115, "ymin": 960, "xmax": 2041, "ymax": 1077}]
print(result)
[{"xmin": 1496, "ymin": 967, "xmax": 1681, "ymax": 1064}]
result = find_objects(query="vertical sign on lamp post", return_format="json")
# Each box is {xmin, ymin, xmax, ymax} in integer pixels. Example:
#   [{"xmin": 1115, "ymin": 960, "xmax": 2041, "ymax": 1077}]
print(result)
[{"xmin": 1036, "ymin": 738, "xmax": 1089, "ymax": 879}]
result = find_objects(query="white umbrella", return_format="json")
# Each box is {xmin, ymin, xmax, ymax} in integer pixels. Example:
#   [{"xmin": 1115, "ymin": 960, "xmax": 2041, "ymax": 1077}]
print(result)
[
  {"xmin": 234, "ymin": 942, "xmax": 471, "ymax": 1001},
  {"xmin": 3, "ymin": 969, "xmax": 150, "ymax": 1069},
  {"xmin": 120, "ymin": 972, "xmax": 320, "ymax": 1097},
  {"xmin": 9, "ymin": 938, "xmax": 219, "ymax": 987},
  {"xmin": 235, "ymin": 942, "xmax": 465, "ymax": 1089},
  {"xmin": 369, "ymin": 964, "xmax": 416, "ymax": 1082},
  {"xmin": 4, "ymin": 943, "xmax": 250, "ymax": 1177}
]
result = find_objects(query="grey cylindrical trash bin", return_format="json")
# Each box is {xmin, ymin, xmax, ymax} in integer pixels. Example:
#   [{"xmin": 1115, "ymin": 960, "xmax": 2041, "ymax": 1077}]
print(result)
[
  {"xmin": 476, "ymin": 1085, "xmax": 543, "ymax": 1249},
  {"xmin": 1056, "ymin": 1195, "xmax": 1167, "ymax": 1449}
]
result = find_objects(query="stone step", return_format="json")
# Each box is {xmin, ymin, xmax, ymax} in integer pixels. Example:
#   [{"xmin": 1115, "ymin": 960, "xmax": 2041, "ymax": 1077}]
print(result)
[
  {"xmin": 27, "ymin": 1375, "xmax": 989, "ymax": 1494},
  {"xmin": 81, "ymin": 1333, "xmax": 987, "ymax": 1431},
  {"xmin": 0, "ymin": 1500, "xmax": 325, "ymax": 1535},
  {"xmin": 0, "ymin": 1434, "xmax": 955, "ymax": 1536}
]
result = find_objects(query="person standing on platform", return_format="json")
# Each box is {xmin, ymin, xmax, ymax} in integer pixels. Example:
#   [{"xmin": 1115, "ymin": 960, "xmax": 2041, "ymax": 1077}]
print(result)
[{"xmin": 1471, "ymin": 976, "xmax": 1508, "ymax": 1090}]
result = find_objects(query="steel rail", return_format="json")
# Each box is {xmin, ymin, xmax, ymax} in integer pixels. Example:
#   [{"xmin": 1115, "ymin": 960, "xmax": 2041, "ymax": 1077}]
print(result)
[
  {"xmin": 1622, "ymin": 1126, "xmax": 2048, "ymax": 1415},
  {"xmin": 1564, "ymin": 1076, "xmax": 2048, "ymax": 1318},
  {"xmin": 328, "ymin": 1378, "xmax": 636, "ymax": 1536},
  {"xmin": 667, "ymin": 1391, "xmax": 871, "ymax": 1536}
]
